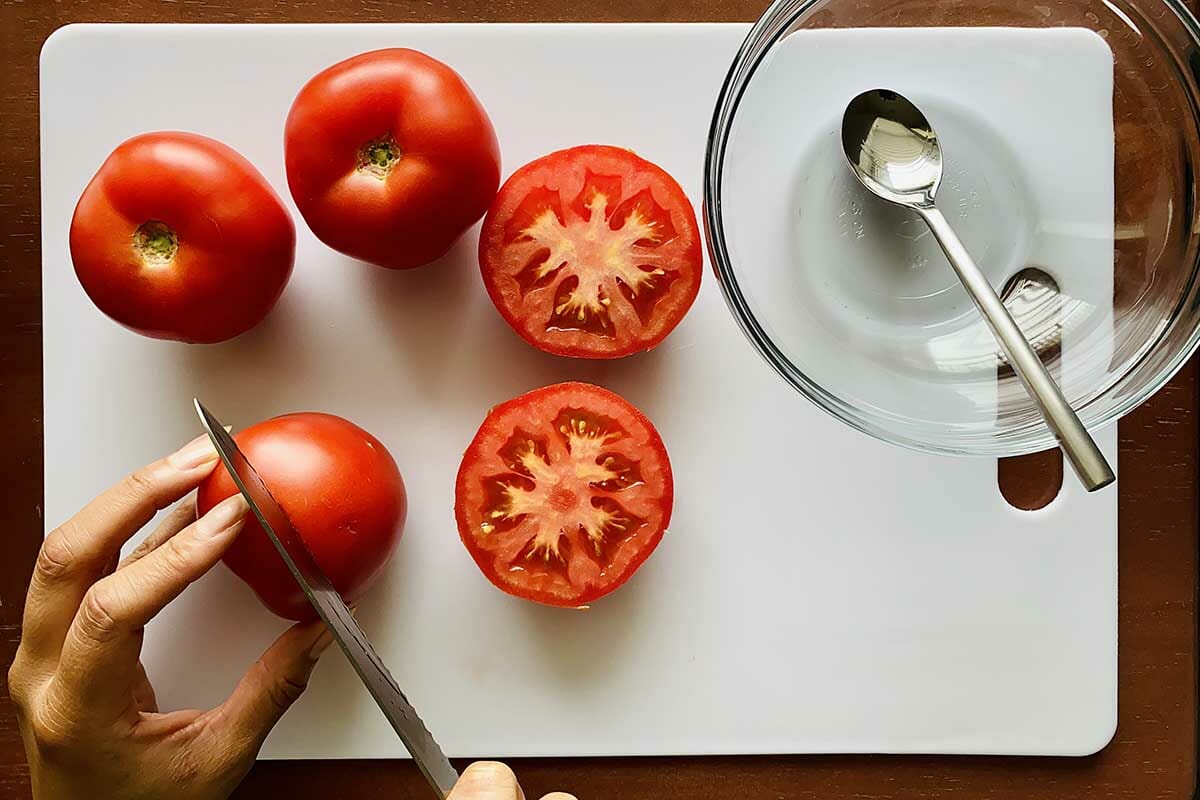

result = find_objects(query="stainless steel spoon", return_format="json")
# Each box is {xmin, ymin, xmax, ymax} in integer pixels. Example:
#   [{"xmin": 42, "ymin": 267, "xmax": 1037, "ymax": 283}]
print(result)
[{"xmin": 841, "ymin": 89, "xmax": 1114, "ymax": 492}]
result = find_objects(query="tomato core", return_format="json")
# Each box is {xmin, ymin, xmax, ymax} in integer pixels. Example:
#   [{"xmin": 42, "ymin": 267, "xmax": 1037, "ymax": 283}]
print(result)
[
  {"xmin": 548, "ymin": 484, "xmax": 578, "ymax": 512},
  {"xmin": 357, "ymin": 135, "xmax": 401, "ymax": 180},
  {"xmin": 132, "ymin": 220, "xmax": 178, "ymax": 266}
]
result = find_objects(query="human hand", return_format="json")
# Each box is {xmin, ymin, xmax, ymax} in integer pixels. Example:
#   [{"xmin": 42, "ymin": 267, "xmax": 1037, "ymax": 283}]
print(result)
[
  {"xmin": 8, "ymin": 435, "xmax": 335, "ymax": 800},
  {"xmin": 448, "ymin": 762, "xmax": 576, "ymax": 800}
]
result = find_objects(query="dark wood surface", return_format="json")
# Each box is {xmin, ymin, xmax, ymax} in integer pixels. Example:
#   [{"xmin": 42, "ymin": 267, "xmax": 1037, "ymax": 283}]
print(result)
[{"xmin": 1, "ymin": 1, "xmax": 1196, "ymax": 798}]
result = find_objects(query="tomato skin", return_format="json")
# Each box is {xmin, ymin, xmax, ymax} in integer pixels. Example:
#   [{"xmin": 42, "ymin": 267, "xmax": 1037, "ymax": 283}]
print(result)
[
  {"xmin": 285, "ymin": 48, "xmax": 501, "ymax": 269},
  {"xmin": 455, "ymin": 382, "xmax": 673, "ymax": 608},
  {"xmin": 197, "ymin": 413, "xmax": 406, "ymax": 621},
  {"xmin": 479, "ymin": 145, "xmax": 702, "ymax": 359},
  {"xmin": 69, "ymin": 132, "xmax": 295, "ymax": 344}
]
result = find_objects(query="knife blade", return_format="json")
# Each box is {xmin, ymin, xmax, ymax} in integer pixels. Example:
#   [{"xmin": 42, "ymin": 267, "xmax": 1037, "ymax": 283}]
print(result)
[{"xmin": 194, "ymin": 399, "xmax": 458, "ymax": 798}]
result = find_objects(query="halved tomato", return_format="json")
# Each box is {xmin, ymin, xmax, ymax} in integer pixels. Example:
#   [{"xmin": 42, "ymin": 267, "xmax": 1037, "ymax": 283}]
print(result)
[
  {"xmin": 479, "ymin": 145, "xmax": 702, "ymax": 359},
  {"xmin": 455, "ymin": 382, "xmax": 673, "ymax": 607}
]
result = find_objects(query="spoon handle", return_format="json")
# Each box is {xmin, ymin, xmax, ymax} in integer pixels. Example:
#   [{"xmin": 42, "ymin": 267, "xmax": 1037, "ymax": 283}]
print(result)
[{"xmin": 917, "ymin": 205, "xmax": 1115, "ymax": 492}]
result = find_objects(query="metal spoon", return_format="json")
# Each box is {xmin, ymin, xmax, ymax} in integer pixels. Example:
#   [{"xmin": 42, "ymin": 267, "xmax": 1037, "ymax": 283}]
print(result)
[{"xmin": 840, "ymin": 89, "xmax": 1114, "ymax": 492}]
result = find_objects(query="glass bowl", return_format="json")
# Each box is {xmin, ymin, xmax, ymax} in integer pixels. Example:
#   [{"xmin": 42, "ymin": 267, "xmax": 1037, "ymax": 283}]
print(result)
[{"xmin": 704, "ymin": 0, "xmax": 1200, "ymax": 457}]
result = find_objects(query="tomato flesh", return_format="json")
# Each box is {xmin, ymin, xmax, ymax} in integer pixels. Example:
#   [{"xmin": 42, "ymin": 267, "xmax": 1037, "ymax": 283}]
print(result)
[
  {"xmin": 455, "ymin": 382, "xmax": 673, "ymax": 607},
  {"xmin": 479, "ymin": 145, "xmax": 702, "ymax": 359}
]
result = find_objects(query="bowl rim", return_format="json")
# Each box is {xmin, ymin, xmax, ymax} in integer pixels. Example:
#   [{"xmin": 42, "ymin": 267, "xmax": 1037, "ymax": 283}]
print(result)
[{"xmin": 702, "ymin": 0, "xmax": 1200, "ymax": 458}]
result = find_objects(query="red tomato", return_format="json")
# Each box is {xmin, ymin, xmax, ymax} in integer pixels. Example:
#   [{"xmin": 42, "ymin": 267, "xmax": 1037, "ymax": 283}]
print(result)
[
  {"xmin": 197, "ymin": 413, "xmax": 406, "ymax": 620},
  {"xmin": 70, "ymin": 132, "xmax": 295, "ymax": 344},
  {"xmin": 285, "ymin": 48, "xmax": 501, "ymax": 269},
  {"xmin": 479, "ymin": 145, "xmax": 702, "ymax": 359},
  {"xmin": 455, "ymin": 382, "xmax": 673, "ymax": 607}
]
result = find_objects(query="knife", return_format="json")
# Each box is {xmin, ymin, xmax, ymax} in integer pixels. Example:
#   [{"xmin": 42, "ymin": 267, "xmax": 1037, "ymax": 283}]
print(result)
[{"xmin": 194, "ymin": 399, "xmax": 459, "ymax": 798}]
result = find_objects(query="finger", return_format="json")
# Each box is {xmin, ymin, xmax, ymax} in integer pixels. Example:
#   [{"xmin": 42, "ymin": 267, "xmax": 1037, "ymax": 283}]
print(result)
[
  {"xmin": 119, "ymin": 500, "xmax": 197, "ymax": 570},
  {"xmin": 449, "ymin": 762, "xmax": 525, "ymax": 800},
  {"xmin": 22, "ymin": 434, "xmax": 220, "ymax": 663},
  {"xmin": 202, "ymin": 618, "xmax": 335, "ymax": 760},
  {"xmin": 539, "ymin": 794, "xmax": 578, "ymax": 800},
  {"xmin": 52, "ymin": 493, "xmax": 248, "ymax": 720}
]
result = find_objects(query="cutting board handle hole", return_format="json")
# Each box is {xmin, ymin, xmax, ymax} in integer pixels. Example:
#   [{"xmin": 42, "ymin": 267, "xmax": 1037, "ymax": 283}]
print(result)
[{"xmin": 998, "ymin": 449, "xmax": 1064, "ymax": 510}]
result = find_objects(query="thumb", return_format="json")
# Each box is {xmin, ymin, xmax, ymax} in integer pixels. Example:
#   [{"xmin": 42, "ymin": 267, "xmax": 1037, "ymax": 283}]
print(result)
[
  {"xmin": 209, "ymin": 618, "xmax": 335, "ymax": 758},
  {"xmin": 449, "ymin": 762, "xmax": 526, "ymax": 800}
]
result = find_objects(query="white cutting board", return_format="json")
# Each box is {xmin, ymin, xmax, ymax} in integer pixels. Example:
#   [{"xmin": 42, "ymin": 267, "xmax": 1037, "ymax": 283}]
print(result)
[{"xmin": 40, "ymin": 23, "xmax": 1118, "ymax": 759}]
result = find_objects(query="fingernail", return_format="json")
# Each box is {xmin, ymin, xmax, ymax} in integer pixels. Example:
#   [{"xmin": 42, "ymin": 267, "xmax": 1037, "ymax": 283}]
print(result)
[
  {"xmin": 196, "ymin": 493, "xmax": 249, "ymax": 539},
  {"xmin": 308, "ymin": 625, "xmax": 336, "ymax": 660},
  {"xmin": 169, "ymin": 434, "xmax": 218, "ymax": 470}
]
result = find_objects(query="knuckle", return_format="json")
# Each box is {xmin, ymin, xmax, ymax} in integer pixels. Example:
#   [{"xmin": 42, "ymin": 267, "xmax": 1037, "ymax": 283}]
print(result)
[
  {"xmin": 30, "ymin": 720, "xmax": 73, "ymax": 755},
  {"xmin": 122, "ymin": 466, "xmax": 162, "ymax": 504},
  {"xmin": 121, "ymin": 462, "xmax": 179, "ymax": 512},
  {"xmin": 77, "ymin": 585, "xmax": 126, "ymax": 643},
  {"xmin": 34, "ymin": 532, "xmax": 78, "ymax": 583},
  {"xmin": 7, "ymin": 654, "xmax": 33, "ymax": 711},
  {"xmin": 158, "ymin": 533, "xmax": 196, "ymax": 576},
  {"xmin": 29, "ymin": 704, "xmax": 81, "ymax": 757},
  {"xmin": 266, "ymin": 670, "xmax": 309, "ymax": 712},
  {"xmin": 30, "ymin": 721, "xmax": 72, "ymax": 755}
]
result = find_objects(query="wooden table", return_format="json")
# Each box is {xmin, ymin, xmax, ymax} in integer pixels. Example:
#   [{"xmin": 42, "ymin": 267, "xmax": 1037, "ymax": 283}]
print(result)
[{"xmin": 1, "ymin": 1, "xmax": 1196, "ymax": 798}]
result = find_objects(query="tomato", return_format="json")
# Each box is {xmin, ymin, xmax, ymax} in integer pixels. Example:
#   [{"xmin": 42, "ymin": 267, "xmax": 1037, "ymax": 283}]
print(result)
[
  {"xmin": 69, "ymin": 132, "xmax": 295, "ymax": 344},
  {"xmin": 455, "ymin": 382, "xmax": 673, "ymax": 607},
  {"xmin": 284, "ymin": 48, "xmax": 501, "ymax": 269},
  {"xmin": 197, "ymin": 413, "xmax": 406, "ymax": 621},
  {"xmin": 478, "ymin": 145, "xmax": 702, "ymax": 359}
]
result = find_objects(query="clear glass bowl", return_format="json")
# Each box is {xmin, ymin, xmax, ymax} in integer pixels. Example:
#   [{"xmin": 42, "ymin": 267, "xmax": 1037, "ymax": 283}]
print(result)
[{"xmin": 705, "ymin": 0, "xmax": 1200, "ymax": 457}]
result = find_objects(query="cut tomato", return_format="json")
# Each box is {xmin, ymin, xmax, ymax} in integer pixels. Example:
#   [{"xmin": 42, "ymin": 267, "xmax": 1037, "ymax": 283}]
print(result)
[
  {"xmin": 455, "ymin": 382, "xmax": 673, "ymax": 607},
  {"xmin": 197, "ymin": 412, "xmax": 406, "ymax": 621},
  {"xmin": 479, "ymin": 145, "xmax": 702, "ymax": 359}
]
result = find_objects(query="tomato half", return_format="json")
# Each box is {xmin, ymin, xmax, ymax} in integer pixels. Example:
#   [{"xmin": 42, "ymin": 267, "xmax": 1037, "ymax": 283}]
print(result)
[
  {"xmin": 70, "ymin": 132, "xmax": 295, "ymax": 343},
  {"xmin": 197, "ymin": 413, "xmax": 406, "ymax": 620},
  {"xmin": 285, "ymin": 48, "xmax": 501, "ymax": 269},
  {"xmin": 455, "ymin": 382, "xmax": 673, "ymax": 607},
  {"xmin": 479, "ymin": 145, "xmax": 702, "ymax": 359}
]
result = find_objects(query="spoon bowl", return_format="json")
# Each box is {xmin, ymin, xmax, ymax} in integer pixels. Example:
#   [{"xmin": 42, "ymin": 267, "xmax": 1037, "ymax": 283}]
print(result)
[{"xmin": 841, "ymin": 89, "xmax": 942, "ymax": 206}]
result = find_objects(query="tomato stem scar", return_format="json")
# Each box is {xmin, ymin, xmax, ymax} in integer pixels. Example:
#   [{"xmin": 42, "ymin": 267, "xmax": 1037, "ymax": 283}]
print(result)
[
  {"xmin": 357, "ymin": 135, "xmax": 401, "ymax": 179},
  {"xmin": 132, "ymin": 221, "xmax": 179, "ymax": 266}
]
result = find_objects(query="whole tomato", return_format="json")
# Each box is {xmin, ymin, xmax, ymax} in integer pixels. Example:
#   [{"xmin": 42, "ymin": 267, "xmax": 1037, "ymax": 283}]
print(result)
[
  {"xmin": 284, "ymin": 48, "xmax": 501, "ymax": 269},
  {"xmin": 197, "ymin": 413, "xmax": 407, "ymax": 620},
  {"xmin": 70, "ymin": 132, "xmax": 295, "ymax": 343}
]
